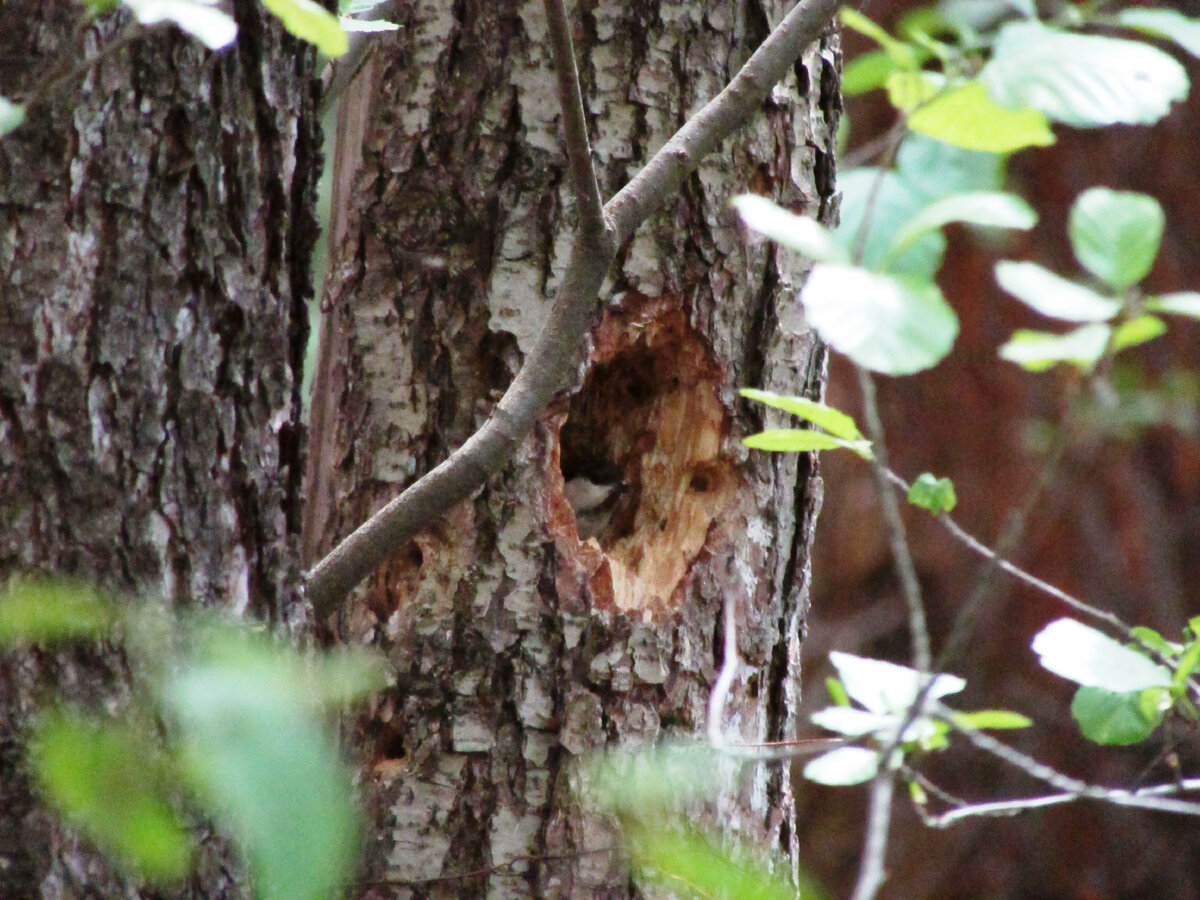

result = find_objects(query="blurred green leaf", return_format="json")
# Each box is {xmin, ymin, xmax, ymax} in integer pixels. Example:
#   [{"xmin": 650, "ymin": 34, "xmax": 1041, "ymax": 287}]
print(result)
[
  {"xmin": 1032, "ymin": 618, "xmax": 1173, "ymax": 692},
  {"xmin": 1132, "ymin": 626, "xmax": 1179, "ymax": 657},
  {"xmin": 0, "ymin": 97, "xmax": 25, "ymax": 136},
  {"xmin": 1116, "ymin": 8, "xmax": 1200, "ymax": 58},
  {"xmin": 165, "ymin": 634, "xmax": 362, "ymax": 900},
  {"xmin": 0, "ymin": 579, "xmax": 114, "ymax": 644},
  {"xmin": 886, "ymin": 71, "xmax": 942, "ymax": 112},
  {"xmin": 630, "ymin": 827, "xmax": 799, "ymax": 900},
  {"xmin": 889, "ymin": 191, "xmax": 1036, "ymax": 261},
  {"xmin": 907, "ymin": 473, "xmax": 957, "ymax": 515},
  {"xmin": 803, "ymin": 746, "xmax": 880, "ymax": 786},
  {"xmin": 261, "ymin": 0, "xmax": 348, "ymax": 56},
  {"xmin": 995, "ymin": 261, "xmax": 1121, "ymax": 322},
  {"xmin": 907, "ymin": 81, "xmax": 1055, "ymax": 152},
  {"xmin": 1071, "ymin": 686, "xmax": 1163, "ymax": 745},
  {"xmin": 840, "ymin": 7, "xmax": 919, "ymax": 68},
  {"xmin": 999, "ymin": 325, "xmax": 1109, "ymax": 371},
  {"xmin": 1069, "ymin": 188, "xmax": 1164, "ymax": 289},
  {"xmin": 826, "ymin": 676, "xmax": 851, "ymax": 708},
  {"xmin": 743, "ymin": 429, "xmax": 870, "ymax": 456},
  {"xmin": 895, "ymin": 134, "xmax": 1005, "ymax": 200},
  {"xmin": 1146, "ymin": 292, "xmax": 1200, "ymax": 320},
  {"xmin": 1113, "ymin": 315, "xmax": 1166, "ymax": 351},
  {"xmin": 732, "ymin": 195, "xmax": 848, "ymax": 264},
  {"xmin": 740, "ymin": 389, "xmax": 864, "ymax": 440},
  {"xmin": 843, "ymin": 49, "xmax": 899, "ymax": 95},
  {"xmin": 32, "ymin": 712, "xmax": 191, "ymax": 881},
  {"xmin": 835, "ymin": 168, "xmax": 946, "ymax": 277},
  {"xmin": 800, "ymin": 265, "xmax": 959, "ymax": 374},
  {"xmin": 1173, "ymin": 640, "xmax": 1200, "ymax": 687},
  {"xmin": 950, "ymin": 709, "xmax": 1032, "ymax": 730},
  {"xmin": 123, "ymin": 0, "xmax": 237, "ymax": 50},
  {"xmin": 981, "ymin": 21, "xmax": 1187, "ymax": 127}
]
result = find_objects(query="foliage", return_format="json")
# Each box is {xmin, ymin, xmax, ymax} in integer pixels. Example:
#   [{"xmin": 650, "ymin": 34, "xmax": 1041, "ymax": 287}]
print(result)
[
  {"xmin": 735, "ymin": 1, "xmax": 1200, "ymax": 891},
  {"xmin": 0, "ymin": 579, "xmax": 386, "ymax": 899}
]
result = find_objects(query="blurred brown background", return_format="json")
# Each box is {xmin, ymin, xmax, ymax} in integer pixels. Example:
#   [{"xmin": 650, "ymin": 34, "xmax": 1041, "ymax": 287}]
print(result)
[{"xmin": 795, "ymin": 3, "xmax": 1200, "ymax": 897}]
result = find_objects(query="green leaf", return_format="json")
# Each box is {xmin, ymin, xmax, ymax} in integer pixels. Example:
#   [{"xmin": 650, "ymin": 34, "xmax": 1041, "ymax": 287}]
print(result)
[
  {"xmin": 743, "ymin": 429, "xmax": 872, "ymax": 458},
  {"xmin": 0, "ymin": 97, "xmax": 25, "ymax": 136},
  {"xmin": 999, "ymin": 325, "xmax": 1108, "ymax": 371},
  {"xmin": 1173, "ymin": 640, "xmax": 1200, "ymax": 687},
  {"xmin": 1131, "ymin": 626, "xmax": 1179, "ymax": 657},
  {"xmin": 951, "ymin": 709, "xmax": 1032, "ymax": 730},
  {"xmin": 732, "ymin": 195, "xmax": 848, "ymax": 264},
  {"xmin": 885, "ymin": 71, "xmax": 942, "ymax": 112},
  {"xmin": 804, "ymin": 746, "xmax": 881, "ymax": 786},
  {"xmin": 166, "ymin": 637, "xmax": 361, "ymax": 900},
  {"xmin": 844, "ymin": 49, "xmax": 899, "ymax": 95},
  {"xmin": 889, "ymin": 191, "xmax": 1036, "ymax": 259},
  {"xmin": 739, "ymin": 389, "xmax": 863, "ymax": 440},
  {"xmin": 630, "ymin": 828, "xmax": 798, "ymax": 900},
  {"xmin": 800, "ymin": 265, "xmax": 959, "ymax": 375},
  {"xmin": 907, "ymin": 473, "xmax": 957, "ymax": 514},
  {"xmin": 1113, "ymin": 315, "xmax": 1166, "ymax": 351},
  {"xmin": 261, "ymin": 0, "xmax": 349, "ymax": 56},
  {"xmin": 839, "ymin": 8, "xmax": 919, "ymax": 68},
  {"xmin": 1031, "ymin": 618, "xmax": 1173, "ymax": 692},
  {"xmin": 995, "ymin": 261, "xmax": 1121, "ymax": 322},
  {"xmin": 339, "ymin": 17, "xmax": 399, "ymax": 32},
  {"xmin": 894, "ymin": 134, "xmax": 1005, "ymax": 200},
  {"xmin": 835, "ymin": 168, "xmax": 946, "ymax": 277},
  {"xmin": 981, "ymin": 21, "xmax": 1188, "ymax": 127},
  {"xmin": 123, "ymin": 0, "xmax": 237, "ymax": 50},
  {"xmin": 826, "ymin": 676, "xmax": 851, "ymax": 707},
  {"xmin": 897, "ymin": 132, "xmax": 1008, "ymax": 202},
  {"xmin": 32, "ymin": 712, "xmax": 191, "ymax": 881},
  {"xmin": 1116, "ymin": 8, "xmax": 1200, "ymax": 58},
  {"xmin": 588, "ymin": 745, "xmax": 727, "ymax": 814},
  {"xmin": 907, "ymin": 80, "xmax": 1055, "ymax": 153},
  {"xmin": 1069, "ymin": 188, "xmax": 1164, "ymax": 289},
  {"xmin": 0, "ymin": 579, "xmax": 114, "ymax": 644},
  {"xmin": 1071, "ymin": 686, "xmax": 1163, "ymax": 745},
  {"xmin": 1146, "ymin": 292, "xmax": 1200, "ymax": 320}
]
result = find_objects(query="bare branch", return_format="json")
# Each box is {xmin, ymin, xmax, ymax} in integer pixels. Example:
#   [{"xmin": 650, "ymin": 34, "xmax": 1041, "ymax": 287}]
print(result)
[
  {"xmin": 544, "ymin": 0, "xmax": 605, "ymax": 236},
  {"xmin": 305, "ymin": 0, "xmax": 843, "ymax": 615}
]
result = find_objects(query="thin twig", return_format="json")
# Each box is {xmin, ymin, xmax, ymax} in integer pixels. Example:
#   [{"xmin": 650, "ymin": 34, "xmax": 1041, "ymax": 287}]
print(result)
[
  {"xmin": 925, "ymin": 778, "xmax": 1200, "ymax": 827},
  {"xmin": 850, "ymin": 766, "xmax": 896, "ymax": 900},
  {"xmin": 305, "ymin": 0, "xmax": 844, "ymax": 614},
  {"xmin": 935, "ymin": 702, "xmax": 1200, "ymax": 817}
]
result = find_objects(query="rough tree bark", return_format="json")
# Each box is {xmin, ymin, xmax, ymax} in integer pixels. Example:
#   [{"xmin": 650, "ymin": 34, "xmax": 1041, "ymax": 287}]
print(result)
[
  {"xmin": 304, "ymin": 1, "xmax": 840, "ymax": 895},
  {"xmin": 0, "ymin": 3, "xmax": 320, "ymax": 896}
]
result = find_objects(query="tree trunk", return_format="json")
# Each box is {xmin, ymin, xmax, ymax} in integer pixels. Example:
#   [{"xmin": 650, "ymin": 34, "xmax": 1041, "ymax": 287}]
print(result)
[
  {"xmin": 304, "ymin": 2, "xmax": 839, "ymax": 894},
  {"xmin": 0, "ymin": 2, "xmax": 320, "ymax": 896}
]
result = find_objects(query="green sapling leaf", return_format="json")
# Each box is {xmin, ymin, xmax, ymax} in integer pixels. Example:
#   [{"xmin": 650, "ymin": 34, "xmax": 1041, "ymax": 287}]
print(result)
[
  {"xmin": 803, "ymin": 746, "xmax": 881, "ymax": 786},
  {"xmin": 123, "ymin": 0, "xmax": 237, "ymax": 50},
  {"xmin": 1116, "ymin": 9, "xmax": 1200, "ymax": 58},
  {"xmin": 731, "ymin": 195, "xmax": 848, "ymax": 264},
  {"xmin": 950, "ymin": 709, "xmax": 1032, "ymax": 730},
  {"xmin": 907, "ymin": 473, "xmax": 957, "ymax": 515},
  {"xmin": 995, "ymin": 261, "xmax": 1121, "ymax": 322},
  {"xmin": 1071, "ymin": 685, "xmax": 1164, "ymax": 745},
  {"xmin": 1031, "ymin": 618, "xmax": 1173, "ymax": 692},
  {"xmin": 261, "ymin": 0, "xmax": 349, "ymax": 56},
  {"xmin": 890, "ymin": 191, "xmax": 1036, "ymax": 261},
  {"xmin": 1146, "ymin": 292, "xmax": 1200, "ymax": 320},
  {"xmin": 0, "ymin": 97, "xmax": 25, "ymax": 136},
  {"xmin": 906, "ymin": 81, "xmax": 1055, "ymax": 153},
  {"xmin": 1069, "ymin": 188, "xmax": 1164, "ymax": 289},
  {"xmin": 981, "ymin": 21, "xmax": 1188, "ymax": 127},
  {"xmin": 800, "ymin": 265, "xmax": 959, "ymax": 375},
  {"xmin": 739, "ymin": 389, "xmax": 864, "ymax": 440}
]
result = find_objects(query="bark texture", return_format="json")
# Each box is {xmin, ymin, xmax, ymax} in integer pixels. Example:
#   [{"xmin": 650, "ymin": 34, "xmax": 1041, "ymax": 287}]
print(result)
[
  {"xmin": 305, "ymin": 2, "xmax": 840, "ymax": 895},
  {"xmin": 0, "ymin": 2, "xmax": 320, "ymax": 896}
]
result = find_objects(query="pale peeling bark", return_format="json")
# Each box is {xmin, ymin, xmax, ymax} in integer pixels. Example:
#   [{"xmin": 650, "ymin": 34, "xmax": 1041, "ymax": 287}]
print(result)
[
  {"xmin": 0, "ymin": 2, "xmax": 320, "ymax": 896},
  {"xmin": 305, "ymin": 1, "xmax": 839, "ymax": 895}
]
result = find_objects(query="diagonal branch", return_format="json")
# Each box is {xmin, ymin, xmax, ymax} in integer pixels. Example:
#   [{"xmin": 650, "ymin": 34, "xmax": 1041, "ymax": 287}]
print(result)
[{"xmin": 305, "ymin": 0, "xmax": 843, "ymax": 617}]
